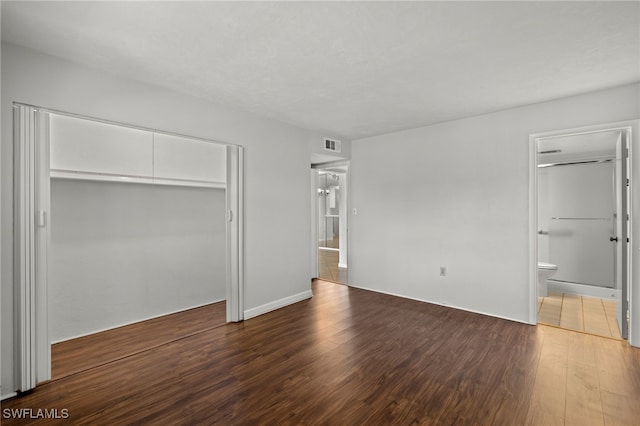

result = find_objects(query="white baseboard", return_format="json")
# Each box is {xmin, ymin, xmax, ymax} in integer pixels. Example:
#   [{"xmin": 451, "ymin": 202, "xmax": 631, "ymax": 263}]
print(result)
[
  {"xmin": 347, "ymin": 283, "xmax": 529, "ymax": 325},
  {"xmin": 244, "ymin": 290, "xmax": 313, "ymax": 320},
  {"xmin": 1, "ymin": 392, "xmax": 17, "ymax": 401},
  {"xmin": 548, "ymin": 280, "xmax": 619, "ymax": 300},
  {"xmin": 52, "ymin": 298, "xmax": 226, "ymax": 344}
]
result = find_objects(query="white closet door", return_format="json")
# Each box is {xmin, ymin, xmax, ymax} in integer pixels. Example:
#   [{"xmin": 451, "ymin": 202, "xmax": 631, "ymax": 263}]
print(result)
[
  {"xmin": 153, "ymin": 133, "xmax": 226, "ymax": 184},
  {"xmin": 50, "ymin": 114, "xmax": 153, "ymax": 178}
]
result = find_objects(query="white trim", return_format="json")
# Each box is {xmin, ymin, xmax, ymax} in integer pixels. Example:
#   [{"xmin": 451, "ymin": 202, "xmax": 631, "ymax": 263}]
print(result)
[
  {"xmin": 243, "ymin": 290, "xmax": 313, "ymax": 320},
  {"xmin": 1, "ymin": 392, "xmax": 18, "ymax": 401},
  {"xmin": 152, "ymin": 178, "xmax": 225, "ymax": 189},
  {"xmin": 311, "ymin": 159, "xmax": 350, "ymax": 169},
  {"xmin": 50, "ymin": 170, "xmax": 225, "ymax": 189},
  {"xmin": 313, "ymin": 162, "xmax": 350, "ymax": 281},
  {"xmin": 50, "ymin": 170, "xmax": 154, "ymax": 185},
  {"xmin": 310, "ymin": 169, "xmax": 319, "ymax": 279},
  {"xmin": 50, "ymin": 299, "xmax": 225, "ymax": 344},
  {"xmin": 238, "ymin": 146, "xmax": 245, "ymax": 321},
  {"xmin": 547, "ymin": 281, "xmax": 619, "ymax": 300},
  {"xmin": 226, "ymin": 145, "xmax": 244, "ymax": 322},
  {"xmin": 35, "ymin": 111, "xmax": 51, "ymax": 384},
  {"xmin": 13, "ymin": 105, "xmax": 38, "ymax": 391},
  {"xmin": 347, "ymin": 284, "xmax": 530, "ymax": 325},
  {"xmin": 528, "ymin": 132, "xmax": 538, "ymax": 325},
  {"xmin": 319, "ymin": 247, "xmax": 339, "ymax": 252}
]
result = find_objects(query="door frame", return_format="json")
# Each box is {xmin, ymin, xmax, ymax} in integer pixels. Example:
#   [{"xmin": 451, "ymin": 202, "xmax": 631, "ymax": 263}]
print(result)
[
  {"xmin": 13, "ymin": 104, "xmax": 244, "ymax": 392},
  {"xmin": 311, "ymin": 160, "xmax": 350, "ymax": 283},
  {"xmin": 529, "ymin": 120, "xmax": 639, "ymax": 346},
  {"xmin": 310, "ymin": 168, "xmax": 319, "ymax": 280}
]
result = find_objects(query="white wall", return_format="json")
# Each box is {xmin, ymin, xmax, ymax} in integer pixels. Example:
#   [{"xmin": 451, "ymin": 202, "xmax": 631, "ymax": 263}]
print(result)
[
  {"xmin": 349, "ymin": 84, "xmax": 640, "ymax": 326},
  {"xmin": 1, "ymin": 43, "xmax": 320, "ymax": 396},
  {"xmin": 49, "ymin": 180, "xmax": 226, "ymax": 342}
]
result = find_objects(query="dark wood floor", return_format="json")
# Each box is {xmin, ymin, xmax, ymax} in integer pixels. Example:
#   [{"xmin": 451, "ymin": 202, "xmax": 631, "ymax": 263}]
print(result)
[
  {"xmin": 52, "ymin": 301, "xmax": 226, "ymax": 379},
  {"xmin": 3, "ymin": 280, "xmax": 639, "ymax": 425}
]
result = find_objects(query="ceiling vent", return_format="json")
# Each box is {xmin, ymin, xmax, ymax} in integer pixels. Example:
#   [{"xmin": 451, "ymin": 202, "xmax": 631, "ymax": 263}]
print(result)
[{"xmin": 324, "ymin": 138, "xmax": 341, "ymax": 153}]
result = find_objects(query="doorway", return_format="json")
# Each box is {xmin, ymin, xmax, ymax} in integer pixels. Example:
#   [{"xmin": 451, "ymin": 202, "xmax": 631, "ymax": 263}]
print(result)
[
  {"xmin": 531, "ymin": 125, "xmax": 631, "ymax": 340},
  {"xmin": 312, "ymin": 163, "xmax": 349, "ymax": 284},
  {"xmin": 12, "ymin": 104, "xmax": 244, "ymax": 392}
]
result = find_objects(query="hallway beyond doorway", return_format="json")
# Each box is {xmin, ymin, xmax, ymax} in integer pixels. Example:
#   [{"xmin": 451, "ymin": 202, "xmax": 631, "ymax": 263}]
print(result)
[{"xmin": 319, "ymin": 246, "xmax": 348, "ymax": 284}]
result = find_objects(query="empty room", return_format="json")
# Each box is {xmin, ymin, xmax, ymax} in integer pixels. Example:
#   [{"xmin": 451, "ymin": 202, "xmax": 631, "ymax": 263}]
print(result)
[{"xmin": 1, "ymin": 1, "xmax": 639, "ymax": 424}]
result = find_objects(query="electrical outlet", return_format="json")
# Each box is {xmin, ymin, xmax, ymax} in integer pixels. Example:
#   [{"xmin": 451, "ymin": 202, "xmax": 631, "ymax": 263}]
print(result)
[{"xmin": 440, "ymin": 266, "xmax": 446, "ymax": 276}]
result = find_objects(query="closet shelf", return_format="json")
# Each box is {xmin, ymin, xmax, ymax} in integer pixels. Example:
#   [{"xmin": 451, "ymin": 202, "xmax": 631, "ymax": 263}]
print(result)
[{"xmin": 50, "ymin": 169, "xmax": 225, "ymax": 189}]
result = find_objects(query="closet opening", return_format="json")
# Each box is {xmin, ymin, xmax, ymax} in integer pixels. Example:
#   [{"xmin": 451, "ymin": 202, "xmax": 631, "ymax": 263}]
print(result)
[{"xmin": 13, "ymin": 104, "xmax": 243, "ymax": 391}]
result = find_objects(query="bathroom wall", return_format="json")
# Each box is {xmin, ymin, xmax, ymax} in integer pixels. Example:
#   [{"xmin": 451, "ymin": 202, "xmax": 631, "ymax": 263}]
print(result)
[
  {"xmin": 541, "ymin": 161, "xmax": 615, "ymax": 288},
  {"xmin": 49, "ymin": 180, "xmax": 226, "ymax": 342}
]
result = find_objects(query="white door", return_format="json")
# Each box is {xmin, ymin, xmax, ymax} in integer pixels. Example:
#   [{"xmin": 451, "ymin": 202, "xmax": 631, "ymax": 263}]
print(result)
[{"xmin": 615, "ymin": 132, "xmax": 629, "ymax": 339}]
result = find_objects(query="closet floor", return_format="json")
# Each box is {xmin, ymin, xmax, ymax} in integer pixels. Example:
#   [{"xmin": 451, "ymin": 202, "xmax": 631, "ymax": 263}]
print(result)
[
  {"xmin": 51, "ymin": 301, "xmax": 226, "ymax": 380},
  {"xmin": 538, "ymin": 292, "xmax": 622, "ymax": 340}
]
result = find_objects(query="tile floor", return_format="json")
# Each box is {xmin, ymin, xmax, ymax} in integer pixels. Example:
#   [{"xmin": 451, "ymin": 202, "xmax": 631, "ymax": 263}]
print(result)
[{"xmin": 538, "ymin": 291, "xmax": 622, "ymax": 339}]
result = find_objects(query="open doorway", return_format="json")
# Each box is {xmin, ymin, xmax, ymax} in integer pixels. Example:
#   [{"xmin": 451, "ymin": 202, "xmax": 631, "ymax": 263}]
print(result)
[
  {"xmin": 532, "ymin": 125, "xmax": 631, "ymax": 340},
  {"xmin": 312, "ymin": 162, "xmax": 349, "ymax": 284}
]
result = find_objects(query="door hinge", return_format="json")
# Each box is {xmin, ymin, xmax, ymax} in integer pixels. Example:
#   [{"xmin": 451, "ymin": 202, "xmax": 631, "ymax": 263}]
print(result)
[{"xmin": 226, "ymin": 210, "xmax": 233, "ymax": 222}]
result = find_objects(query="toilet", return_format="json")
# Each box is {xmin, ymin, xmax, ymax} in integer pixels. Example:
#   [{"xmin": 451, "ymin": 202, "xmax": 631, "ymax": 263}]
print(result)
[{"xmin": 537, "ymin": 262, "xmax": 557, "ymax": 297}]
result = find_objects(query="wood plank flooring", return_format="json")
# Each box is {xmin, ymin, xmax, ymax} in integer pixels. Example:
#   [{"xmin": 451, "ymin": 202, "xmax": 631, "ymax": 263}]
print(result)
[
  {"xmin": 538, "ymin": 292, "xmax": 622, "ymax": 339},
  {"xmin": 51, "ymin": 301, "xmax": 226, "ymax": 380},
  {"xmin": 3, "ymin": 280, "xmax": 639, "ymax": 425},
  {"xmin": 318, "ymin": 248, "xmax": 348, "ymax": 284}
]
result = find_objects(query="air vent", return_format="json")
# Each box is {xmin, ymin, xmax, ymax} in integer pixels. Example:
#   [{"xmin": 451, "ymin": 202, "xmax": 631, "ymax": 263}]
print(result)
[{"xmin": 324, "ymin": 138, "xmax": 341, "ymax": 153}]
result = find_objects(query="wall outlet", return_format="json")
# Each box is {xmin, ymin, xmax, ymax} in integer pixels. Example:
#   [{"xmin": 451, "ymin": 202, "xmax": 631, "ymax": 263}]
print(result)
[{"xmin": 440, "ymin": 266, "xmax": 446, "ymax": 276}]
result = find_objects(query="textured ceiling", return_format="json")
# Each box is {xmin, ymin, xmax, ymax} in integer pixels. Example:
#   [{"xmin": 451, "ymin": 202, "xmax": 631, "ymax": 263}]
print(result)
[{"xmin": 2, "ymin": 1, "xmax": 639, "ymax": 140}]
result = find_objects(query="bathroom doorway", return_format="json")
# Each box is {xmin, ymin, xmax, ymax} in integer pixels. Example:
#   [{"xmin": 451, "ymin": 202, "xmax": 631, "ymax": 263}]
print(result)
[
  {"xmin": 312, "ymin": 163, "xmax": 349, "ymax": 284},
  {"xmin": 532, "ymin": 125, "xmax": 631, "ymax": 340}
]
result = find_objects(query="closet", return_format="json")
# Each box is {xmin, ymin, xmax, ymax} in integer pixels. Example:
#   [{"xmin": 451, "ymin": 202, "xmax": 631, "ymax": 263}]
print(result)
[{"xmin": 49, "ymin": 113, "xmax": 227, "ymax": 343}]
